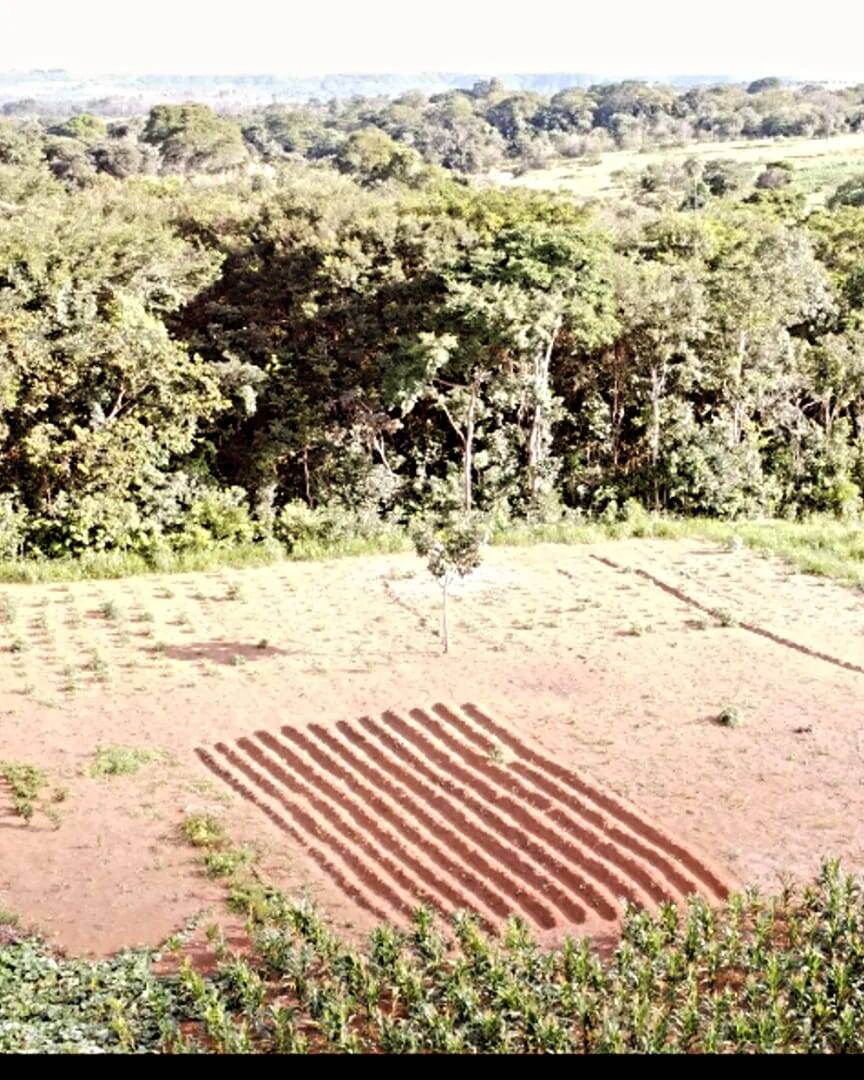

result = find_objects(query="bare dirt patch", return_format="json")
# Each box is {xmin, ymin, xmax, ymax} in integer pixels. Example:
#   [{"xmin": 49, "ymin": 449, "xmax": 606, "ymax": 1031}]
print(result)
[{"xmin": 1, "ymin": 540, "xmax": 863, "ymax": 955}]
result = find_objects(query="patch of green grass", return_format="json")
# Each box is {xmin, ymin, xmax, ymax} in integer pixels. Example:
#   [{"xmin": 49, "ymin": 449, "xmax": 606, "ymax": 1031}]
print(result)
[
  {"xmin": 0, "ymin": 905, "xmax": 20, "ymax": 927},
  {"xmin": 0, "ymin": 540, "xmax": 287, "ymax": 585},
  {"xmin": 286, "ymin": 531, "xmax": 411, "ymax": 560},
  {"xmin": 498, "ymin": 514, "xmax": 864, "ymax": 590},
  {"xmin": 181, "ymin": 813, "xmax": 229, "ymax": 850},
  {"xmin": 86, "ymin": 746, "xmax": 158, "ymax": 778},
  {"xmin": 0, "ymin": 760, "xmax": 63, "ymax": 826}
]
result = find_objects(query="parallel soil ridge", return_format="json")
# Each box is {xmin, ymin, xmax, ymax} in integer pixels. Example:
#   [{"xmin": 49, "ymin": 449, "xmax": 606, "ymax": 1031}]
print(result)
[{"xmin": 196, "ymin": 703, "xmax": 733, "ymax": 936}]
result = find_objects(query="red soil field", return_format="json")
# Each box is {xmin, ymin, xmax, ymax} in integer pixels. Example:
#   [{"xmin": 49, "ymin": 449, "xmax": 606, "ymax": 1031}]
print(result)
[
  {"xmin": 197, "ymin": 703, "xmax": 732, "ymax": 942},
  {"xmin": 1, "ymin": 539, "xmax": 863, "ymax": 955}
]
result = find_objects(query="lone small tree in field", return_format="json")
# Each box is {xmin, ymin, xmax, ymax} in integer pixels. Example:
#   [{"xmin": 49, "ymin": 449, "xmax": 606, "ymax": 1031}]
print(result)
[{"xmin": 413, "ymin": 514, "xmax": 485, "ymax": 654}]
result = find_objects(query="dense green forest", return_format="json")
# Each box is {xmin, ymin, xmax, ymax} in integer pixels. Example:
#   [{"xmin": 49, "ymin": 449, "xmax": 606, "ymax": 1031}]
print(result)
[{"xmin": 1, "ymin": 96, "xmax": 864, "ymax": 563}]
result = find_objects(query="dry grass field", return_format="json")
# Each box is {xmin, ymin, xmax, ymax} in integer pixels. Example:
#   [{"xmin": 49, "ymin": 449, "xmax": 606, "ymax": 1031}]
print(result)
[{"xmin": 492, "ymin": 131, "xmax": 864, "ymax": 203}]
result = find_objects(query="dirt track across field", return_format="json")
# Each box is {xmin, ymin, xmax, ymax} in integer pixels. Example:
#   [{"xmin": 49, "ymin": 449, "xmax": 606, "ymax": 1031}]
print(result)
[{"xmin": 1, "ymin": 539, "xmax": 863, "ymax": 955}]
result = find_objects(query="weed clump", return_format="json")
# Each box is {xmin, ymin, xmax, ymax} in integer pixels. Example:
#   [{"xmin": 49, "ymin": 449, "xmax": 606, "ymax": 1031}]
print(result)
[
  {"xmin": 99, "ymin": 599, "xmax": 121, "ymax": 621},
  {"xmin": 0, "ymin": 761, "xmax": 64, "ymax": 826},
  {"xmin": 205, "ymin": 849, "xmax": 254, "ymax": 879},
  {"xmin": 87, "ymin": 746, "xmax": 157, "ymax": 778},
  {"xmin": 717, "ymin": 705, "xmax": 743, "ymax": 728},
  {"xmin": 181, "ymin": 813, "xmax": 229, "ymax": 849}
]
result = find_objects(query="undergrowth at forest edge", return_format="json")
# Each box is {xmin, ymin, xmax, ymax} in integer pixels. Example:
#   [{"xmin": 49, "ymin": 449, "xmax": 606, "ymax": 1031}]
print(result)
[
  {"xmin": 1, "ymin": 861, "xmax": 863, "ymax": 1053},
  {"xmin": 2, "ymin": 512, "xmax": 864, "ymax": 590}
]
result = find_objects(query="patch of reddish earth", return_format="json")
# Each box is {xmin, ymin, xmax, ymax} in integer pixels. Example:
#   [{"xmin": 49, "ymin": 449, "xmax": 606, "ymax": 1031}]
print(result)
[
  {"xmin": 196, "ymin": 703, "xmax": 733, "ymax": 951},
  {"xmin": 1, "ymin": 540, "xmax": 863, "ymax": 957}
]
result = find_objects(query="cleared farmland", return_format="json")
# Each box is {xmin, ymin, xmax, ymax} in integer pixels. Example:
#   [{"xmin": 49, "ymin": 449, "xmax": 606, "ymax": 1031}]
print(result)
[{"xmin": 2, "ymin": 539, "xmax": 863, "ymax": 955}]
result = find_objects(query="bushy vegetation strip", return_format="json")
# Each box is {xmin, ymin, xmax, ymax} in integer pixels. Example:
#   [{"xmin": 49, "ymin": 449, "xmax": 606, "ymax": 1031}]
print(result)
[
  {"xmin": 2, "ymin": 862, "xmax": 864, "ymax": 1053},
  {"xmin": 3, "ymin": 510, "xmax": 864, "ymax": 592}
]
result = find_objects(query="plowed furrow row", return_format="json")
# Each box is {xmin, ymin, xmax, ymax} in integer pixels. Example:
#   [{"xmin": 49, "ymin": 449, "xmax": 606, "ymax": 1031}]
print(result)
[
  {"xmin": 238, "ymin": 735, "xmax": 451, "ymax": 922},
  {"xmin": 460, "ymin": 703, "xmax": 730, "ymax": 900},
  {"xmin": 404, "ymin": 707, "xmax": 663, "ymax": 911},
  {"xmin": 336, "ymin": 720, "xmax": 561, "ymax": 928},
  {"xmin": 254, "ymin": 729, "xmax": 484, "ymax": 929},
  {"xmin": 215, "ymin": 741, "xmax": 409, "ymax": 917},
  {"xmin": 294, "ymin": 725, "xmax": 509, "ymax": 930},
  {"xmin": 194, "ymin": 747, "xmax": 387, "ymax": 920},
  {"xmin": 372, "ymin": 710, "xmax": 615, "ymax": 920},
  {"xmin": 428, "ymin": 704, "xmax": 687, "ymax": 905}
]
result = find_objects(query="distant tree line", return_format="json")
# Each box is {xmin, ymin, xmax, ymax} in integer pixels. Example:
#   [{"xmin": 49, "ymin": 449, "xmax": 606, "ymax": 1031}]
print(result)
[
  {"xmin": 2, "ymin": 78, "xmax": 864, "ymax": 187},
  {"xmin": 1, "ymin": 107, "xmax": 864, "ymax": 561}
]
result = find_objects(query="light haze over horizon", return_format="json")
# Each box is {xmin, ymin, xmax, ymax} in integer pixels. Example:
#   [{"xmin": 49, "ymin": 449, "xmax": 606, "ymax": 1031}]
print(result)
[{"xmin": 1, "ymin": 0, "xmax": 862, "ymax": 81}]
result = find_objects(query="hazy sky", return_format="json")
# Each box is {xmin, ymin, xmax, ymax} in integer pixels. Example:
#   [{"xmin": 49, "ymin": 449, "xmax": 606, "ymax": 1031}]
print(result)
[{"xmin": 1, "ymin": 0, "xmax": 862, "ymax": 79}]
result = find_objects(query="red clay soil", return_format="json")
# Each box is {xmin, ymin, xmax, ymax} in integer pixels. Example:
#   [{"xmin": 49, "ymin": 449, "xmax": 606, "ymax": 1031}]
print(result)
[
  {"xmin": 196, "ymin": 702, "xmax": 732, "ymax": 947},
  {"xmin": 1, "ymin": 539, "xmax": 863, "ymax": 956}
]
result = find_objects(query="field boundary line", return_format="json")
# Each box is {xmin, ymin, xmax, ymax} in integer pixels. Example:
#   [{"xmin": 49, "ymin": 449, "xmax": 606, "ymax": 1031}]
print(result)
[{"xmin": 590, "ymin": 554, "xmax": 864, "ymax": 677}]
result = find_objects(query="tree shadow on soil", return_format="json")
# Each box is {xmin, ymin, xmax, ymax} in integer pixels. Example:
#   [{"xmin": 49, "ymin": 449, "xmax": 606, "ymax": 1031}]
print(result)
[
  {"xmin": 158, "ymin": 641, "xmax": 289, "ymax": 665},
  {"xmin": 156, "ymin": 638, "xmax": 439, "ymax": 663}
]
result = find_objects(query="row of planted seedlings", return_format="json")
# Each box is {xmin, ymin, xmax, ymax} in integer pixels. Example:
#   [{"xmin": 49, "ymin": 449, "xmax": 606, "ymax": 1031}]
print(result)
[
  {"xmin": 168, "ymin": 858, "xmax": 864, "ymax": 1054},
  {"xmin": 4, "ymin": 826, "xmax": 864, "ymax": 1054}
]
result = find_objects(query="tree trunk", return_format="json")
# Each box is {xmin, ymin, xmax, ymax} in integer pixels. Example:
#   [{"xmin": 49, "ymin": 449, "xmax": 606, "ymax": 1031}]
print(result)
[
  {"xmin": 441, "ymin": 578, "xmax": 449, "ymax": 654},
  {"xmin": 463, "ymin": 387, "xmax": 478, "ymax": 513},
  {"xmin": 731, "ymin": 400, "xmax": 744, "ymax": 445},
  {"xmin": 439, "ymin": 383, "xmax": 478, "ymax": 514},
  {"xmin": 650, "ymin": 363, "xmax": 662, "ymax": 510},
  {"xmin": 302, "ymin": 444, "xmax": 313, "ymax": 507},
  {"xmin": 464, "ymin": 422, "xmax": 474, "ymax": 513},
  {"xmin": 527, "ymin": 320, "xmax": 561, "ymax": 502},
  {"xmin": 611, "ymin": 345, "xmax": 624, "ymax": 470}
]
